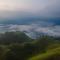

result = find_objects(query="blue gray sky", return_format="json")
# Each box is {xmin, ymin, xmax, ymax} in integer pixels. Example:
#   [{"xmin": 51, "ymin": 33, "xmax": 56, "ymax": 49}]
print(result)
[{"xmin": 0, "ymin": 0, "xmax": 60, "ymax": 18}]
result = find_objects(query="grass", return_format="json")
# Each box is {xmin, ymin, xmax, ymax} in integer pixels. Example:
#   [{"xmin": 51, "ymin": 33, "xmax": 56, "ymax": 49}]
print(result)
[{"xmin": 28, "ymin": 47, "xmax": 60, "ymax": 60}]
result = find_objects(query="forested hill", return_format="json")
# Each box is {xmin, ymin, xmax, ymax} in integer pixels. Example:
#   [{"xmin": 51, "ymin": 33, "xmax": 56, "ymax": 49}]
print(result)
[
  {"xmin": 0, "ymin": 31, "xmax": 32, "ymax": 44},
  {"xmin": 0, "ymin": 31, "xmax": 60, "ymax": 60}
]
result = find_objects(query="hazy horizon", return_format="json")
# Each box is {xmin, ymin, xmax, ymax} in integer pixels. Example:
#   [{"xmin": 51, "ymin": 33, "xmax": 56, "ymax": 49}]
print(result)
[{"xmin": 0, "ymin": 0, "xmax": 60, "ymax": 37}]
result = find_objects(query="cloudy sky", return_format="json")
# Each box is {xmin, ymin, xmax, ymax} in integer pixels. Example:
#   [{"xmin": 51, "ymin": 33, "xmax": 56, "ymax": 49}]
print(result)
[
  {"xmin": 0, "ymin": 0, "xmax": 60, "ymax": 38},
  {"xmin": 0, "ymin": 0, "xmax": 60, "ymax": 18}
]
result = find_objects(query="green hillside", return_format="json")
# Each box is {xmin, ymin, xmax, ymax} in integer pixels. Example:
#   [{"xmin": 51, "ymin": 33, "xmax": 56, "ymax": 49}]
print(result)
[
  {"xmin": 0, "ymin": 32, "xmax": 60, "ymax": 60},
  {"xmin": 0, "ymin": 31, "xmax": 32, "ymax": 44},
  {"xmin": 28, "ymin": 47, "xmax": 60, "ymax": 60}
]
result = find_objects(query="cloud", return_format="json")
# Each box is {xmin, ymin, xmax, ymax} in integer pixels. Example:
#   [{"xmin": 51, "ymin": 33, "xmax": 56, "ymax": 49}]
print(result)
[
  {"xmin": 37, "ymin": 0, "xmax": 60, "ymax": 17},
  {"xmin": 0, "ymin": 0, "xmax": 60, "ymax": 39},
  {"xmin": 0, "ymin": 0, "xmax": 60, "ymax": 18},
  {"xmin": 0, "ymin": 21, "xmax": 60, "ymax": 38}
]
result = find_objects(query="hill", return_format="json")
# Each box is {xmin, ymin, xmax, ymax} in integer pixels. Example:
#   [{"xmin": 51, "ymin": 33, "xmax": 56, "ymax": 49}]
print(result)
[
  {"xmin": 0, "ymin": 31, "xmax": 32, "ymax": 44},
  {"xmin": 0, "ymin": 32, "xmax": 60, "ymax": 60}
]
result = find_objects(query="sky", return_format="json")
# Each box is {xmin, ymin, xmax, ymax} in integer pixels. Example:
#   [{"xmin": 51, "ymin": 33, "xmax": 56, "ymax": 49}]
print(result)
[
  {"xmin": 0, "ymin": 0, "xmax": 60, "ymax": 18},
  {"xmin": 0, "ymin": 0, "xmax": 60, "ymax": 38}
]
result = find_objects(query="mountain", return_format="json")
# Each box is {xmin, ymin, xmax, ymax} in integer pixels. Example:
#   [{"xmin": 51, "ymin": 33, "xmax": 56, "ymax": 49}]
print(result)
[
  {"xmin": 0, "ymin": 31, "xmax": 32, "ymax": 44},
  {"xmin": 0, "ymin": 17, "xmax": 60, "ymax": 25}
]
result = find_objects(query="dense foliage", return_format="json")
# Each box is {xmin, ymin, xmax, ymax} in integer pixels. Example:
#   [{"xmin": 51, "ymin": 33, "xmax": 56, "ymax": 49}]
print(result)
[
  {"xmin": 0, "ymin": 31, "xmax": 60, "ymax": 60},
  {"xmin": 0, "ymin": 31, "xmax": 32, "ymax": 44}
]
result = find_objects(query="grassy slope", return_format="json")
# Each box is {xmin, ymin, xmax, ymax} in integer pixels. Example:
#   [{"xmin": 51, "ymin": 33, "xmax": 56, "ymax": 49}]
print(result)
[{"xmin": 28, "ymin": 45, "xmax": 60, "ymax": 60}]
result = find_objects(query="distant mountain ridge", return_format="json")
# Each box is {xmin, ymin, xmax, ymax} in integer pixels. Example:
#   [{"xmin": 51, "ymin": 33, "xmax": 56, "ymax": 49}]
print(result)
[{"xmin": 0, "ymin": 17, "xmax": 60, "ymax": 25}]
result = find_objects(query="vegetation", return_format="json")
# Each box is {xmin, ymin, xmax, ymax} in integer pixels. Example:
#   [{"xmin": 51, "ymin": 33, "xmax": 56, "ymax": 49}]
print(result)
[{"xmin": 0, "ymin": 31, "xmax": 60, "ymax": 60}]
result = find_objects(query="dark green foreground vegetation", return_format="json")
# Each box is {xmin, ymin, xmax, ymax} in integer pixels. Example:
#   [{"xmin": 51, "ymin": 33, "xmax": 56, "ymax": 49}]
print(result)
[{"xmin": 0, "ymin": 31, "xmax": 60, "ymax": 60}]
